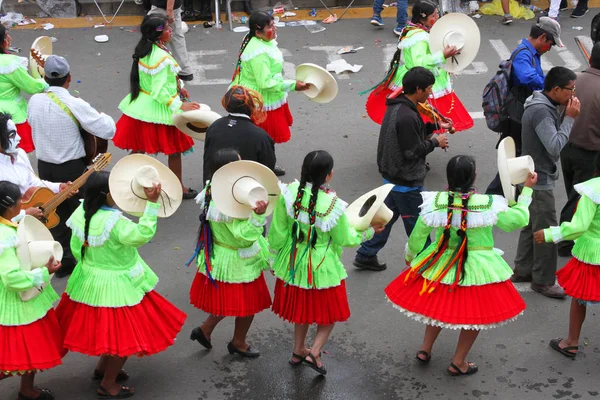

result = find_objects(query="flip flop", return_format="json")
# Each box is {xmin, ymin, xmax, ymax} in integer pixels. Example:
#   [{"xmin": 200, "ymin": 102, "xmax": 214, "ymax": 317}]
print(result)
[
  {"xmin": 289, "ymin": 353, "xmax": 305, "ymax": 366},
  {"xmin": 415, "ymin": 350, "xmax": 431, "ymax": 364},
  {"xmin": 304, "ymin": 352, "xmax": 327, "ymax": 375},
  {"xmin": 97, "ymin": 385, "xmax": 135, "ymax": 399},
  {"xmin": 549, "ymin": 338, "xmax": 578, "ymax": 358},
  {"xmin": 447, "ymin": 362, "xmax": 478, "ymax": 376},
  {"xmin": 93, "ymin": 369, "xmax": 129, "ymax": 382}
]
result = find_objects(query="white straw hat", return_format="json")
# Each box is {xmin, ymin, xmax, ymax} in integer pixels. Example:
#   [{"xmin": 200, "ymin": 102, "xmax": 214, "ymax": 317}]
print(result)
[
  {"xmin": 498, "ymin": 137, "xmax": 535, "ymax": 205},
  {"xmin": 16, "ymin": 215, "xmax": 62, "ymax": 302},
  {"xmin": 429, "ymin": 13, "xmax": 481, "ymax": 73},
  {"xmin": 345, "ymin": 184, "xmax": 394, "ymax": 231},
  {"xmin": 29, "ymin": 36, "xmax": 53, "ymax": 79},
  {"xmin": 296, "ymin": 63, "xmax": 338, "ymax": 104},
  {"xmin": 173, "ymin": 105, "xmax": 221, "ymax": 141},
  {"xmin": 211, "ymin": 160, "xmax": 281, "ymax": 219},
  {"xmin": 109, "ymin": 154, "xmax": 183, "ymax": 218}
]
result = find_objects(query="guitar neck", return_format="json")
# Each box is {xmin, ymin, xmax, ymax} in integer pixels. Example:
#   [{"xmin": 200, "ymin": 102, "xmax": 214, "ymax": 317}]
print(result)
[{"xmin": 42, "ymin": 168, "xmax": 93, "ymax": 215}]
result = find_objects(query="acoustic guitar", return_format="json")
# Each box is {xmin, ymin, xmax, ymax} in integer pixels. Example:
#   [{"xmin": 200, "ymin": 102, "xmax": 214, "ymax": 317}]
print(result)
[{"xmin": 21, "ymin": 153, "xmax": 112, "ymax": 229}]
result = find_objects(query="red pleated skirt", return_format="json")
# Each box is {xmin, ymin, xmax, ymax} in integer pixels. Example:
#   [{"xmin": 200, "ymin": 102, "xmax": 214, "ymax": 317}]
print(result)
[
  {"xmin": 366, "ymin": 88, "xmax": 474, "ymax": 132},
  {"xmin": 113, "ymin": 114, "xmax": 194, "ymax": 155},
  {"xmin": 272, "ymin": 278, "xmax": 350, "ymax": 325},
  {"xmin": 15, "ymin": 121, "xmax": 35, "ymax": 153},
  {"xmin": 56, "ymin": 291, "xmax": 186, "ymax": 357},
  {"xmin": 255, "ymin": 103, "xmax": 293, "ymax": 144},
  {"xmin": 189, "ymin": 272, "xmax": 272, "ymax": 317},
  {"xmin": 385, "ymin": 270, "xmax": 526, "ymax": 329},
  {"xmin": 557, "ymin": 258, "xmax": 600, "ymax": 302},
  {"xmin": 0, "ymin": 309, "xmax": 64, "ymax": 376}
]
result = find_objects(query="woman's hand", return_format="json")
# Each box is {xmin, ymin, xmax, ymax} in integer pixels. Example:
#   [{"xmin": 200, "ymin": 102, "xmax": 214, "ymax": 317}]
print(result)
[
  {"xmin": 253, "ymin": 200, "xmax": 268, "ymax": 215},
  {"xmin": 46, "ymin": 256, "xmax": 62, "ymax": 275},
  {"xmin": 180, "ymin": 102, "xmax": 201, "ymax": 111},
  {"xmin": 533, "ymin": 230, "xmax": 546, "ymax": 244},
  {"xmin": 524, "ymin": 172, "xmax": 538, "ymax": 188},
  {"xmin": 144, "ymin": 183, "xmax": 162, "ymax": 203},
  {"xmin": 295, "ymin": 81, "xmax": 311, "ymax": 92},
  {"xmin": 180, "ymin": 88, "xmax": 191, "ymax": 100},
  {"xmin": 372, "ymin": 224, "xmax": 386, "ymax": 234},
  {"xmin": 443, "ymin": 45, "xmax": 460, "ymax": 59}
]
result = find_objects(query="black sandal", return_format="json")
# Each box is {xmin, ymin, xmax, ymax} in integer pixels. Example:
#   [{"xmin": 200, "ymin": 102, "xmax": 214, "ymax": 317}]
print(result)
[
  {"xmin": 415, "ymin": 350, "xmax": 431, "ymax": 364},
  {"xmin": 304, "ymin": 352, "xmax": 327, "ymax": 375},
  {"xmin": 289, "ymin": 353, "xmax": 305, "ymax": 366},
  {"xmin": 549, "ymin": 338, "xmax": 578, "ymax": 358},
  {"xmin": 447, "ymin": 362, "xmax": 478, "ymax": 376},
  {"xmin": 93, "ymin": 369, "xmax": 129, "ymax": 382},
  {"xmin": 18, "ymin": 389, "xmax": 55, "ymax": 400},
  {"xmin": 97, "ymin": 385, "xmax": 135, "ymax": 399}
]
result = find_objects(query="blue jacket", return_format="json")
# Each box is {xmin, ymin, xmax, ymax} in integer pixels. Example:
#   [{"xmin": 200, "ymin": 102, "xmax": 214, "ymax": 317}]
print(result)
[{"xmin": 511, "ymin": 39, "xmax": 544, "ymax": 91}]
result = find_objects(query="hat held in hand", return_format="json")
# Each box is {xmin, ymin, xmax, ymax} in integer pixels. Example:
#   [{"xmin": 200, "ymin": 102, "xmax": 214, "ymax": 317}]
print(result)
[
  {"xmin": 109, "ymin": 154, "xmax": 183, "ymax": 218},
  {"xmin": 17, "ymin": 215, "xmax": 63, "ymax": 302},
  {"xmin": 211, "ymin": 160, "xmax": 281, "ymax": 219},
  {"xmin": 295, "ymin": 63, "xmax": 338, "ymax": 104},
  {"xmin": 346, "ymin": 184, "xmax": 394, "ymax": 231},
  {"xmin": 429, "ymin": 13, "xmax": 481, "ymax": 73},
  {"xmin": 173, "ymin": 104, "xmax": 221, "ymax": 141},
  {"xmin": 498, "ymin": 137, "xmax": 535, "ymax": 205}
]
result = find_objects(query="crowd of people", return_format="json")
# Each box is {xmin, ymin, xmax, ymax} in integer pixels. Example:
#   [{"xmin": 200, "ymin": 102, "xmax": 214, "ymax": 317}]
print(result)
[{"xmin": 0, "ymin": 2, "xmax": 600, "ymax": 399}]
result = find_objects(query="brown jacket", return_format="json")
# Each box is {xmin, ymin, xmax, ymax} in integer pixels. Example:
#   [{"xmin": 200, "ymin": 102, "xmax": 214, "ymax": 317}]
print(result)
[{"xmin": 569, "ymin": 68, "xmax": 600, "ymax": 151}]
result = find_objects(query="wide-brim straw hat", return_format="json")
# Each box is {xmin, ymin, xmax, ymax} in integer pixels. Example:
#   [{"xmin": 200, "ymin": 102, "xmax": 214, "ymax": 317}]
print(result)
[
  {"xmin": 345, "ymin": 184, "xmax": 394, "ymax": 231},
  {"xmin": 29, "ymin": 36, "xmax": 53, "ymax": 79},
  {"xmin": 498, "ymin": 137, "xmax": 535, "ymax": 205},
  {"xmin": 296, "ymin": 63, "xmax": 338, "ymax": 104},
  {"xmin": 429, "ymin": 13, "xmax": 481, "ymax": 73},
  {"xmin": 173, "ymin": 105, "xmax": 221, "ymax": 141}
]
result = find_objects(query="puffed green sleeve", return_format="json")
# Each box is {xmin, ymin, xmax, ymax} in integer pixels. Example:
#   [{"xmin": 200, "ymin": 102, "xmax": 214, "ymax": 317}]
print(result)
[
  {"xmin": 6, "ymin": 65, "xmax": 48, "ymax": 94},
  {"xmin": 496, "ymin": 187, "xmax": 533, "ymax": 232},
  {"xmin": 114, "ymin": 202, "xmax": 160, "ymax": 247},
  {"xmin": 405, "ymin": 40, "xmax": 446, "ymax": 70},
  {"xmin": 543, "ymin": 195, "xmax": 597, "ymax": 243},
  {"xmin": 267, "ymin": 194, "xmax": 289, "ymax": 252},
  {"xmin": 0, "ymin": 240, "xmax": 50, "ymax": 292},
  {"xmin": 330, "ymin": 212, "xmax": 374, "ymax": 248},
  {"xmin": 405, "ymin": 217, "xmax": 434, "ymax": 263},
  {"xmin": 228, "ymin": 212, "xmax": 266, "ymax": 242},
  {"xmin": 248, "ymin": 53, "xmax": 296, "ymax": 93}
]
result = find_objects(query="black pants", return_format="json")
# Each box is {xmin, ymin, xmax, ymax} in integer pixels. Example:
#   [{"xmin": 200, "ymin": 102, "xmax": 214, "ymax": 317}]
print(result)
[
  {"xmin": 486, "ymin": 120, "xmax": 523, "ymax": 196},
  {"xmin": 558, "ymin": 143, "xmax": 598, "ymax": 252},
  {"xmin": 38, "ymin": 158, "xmax": 87, "ymax": 271}
]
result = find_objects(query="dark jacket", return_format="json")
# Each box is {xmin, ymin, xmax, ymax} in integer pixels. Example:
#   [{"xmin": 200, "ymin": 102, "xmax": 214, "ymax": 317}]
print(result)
[
  {"xmin": 377, "ymin": 95, "xmax": 439, "ymax": 187},
  {"xmin": 203, "ymin": 115, "xmax": 276, "ymax": 184}
]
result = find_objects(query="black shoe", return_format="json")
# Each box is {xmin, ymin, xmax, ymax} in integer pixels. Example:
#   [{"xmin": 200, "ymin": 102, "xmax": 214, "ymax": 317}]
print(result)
[
  {"xmin": 55, "ymin": 264, "xmax": 75, "ymax": 278},
  {"xmin": 183, "ymin": 188, "xmax": 199, "ymax": 200},
  {"xmin": 353, "ymin": 255, "xmax": 387, "ymax": 271},
  {"xmin": 560, "ymin": 0, "xmax": 569, "ymax": 10},
  {"xmin": 190, "ymin": 327, "xmax": 212, "ymax": 349},
  {"xmin": 570, "ymin": 6, "xmax": 588, "ymax": 17},
  {"xmin": 227, "ymin": 341, "xmax": 260, "ymax": 358},
  {"xmin": 181, "ymin": 10, "xmax": 201, "ymax": 21},
  {"xmin": 178, "ymin": 73, "xmax": 194, "ymax": 82},
  {"xmin": 18, "ymin": 389, "xmax": 55, "ymax": 400},
  {"xmin": 273, "ymin": 165, "xmax": 286, "ymax": 176}
]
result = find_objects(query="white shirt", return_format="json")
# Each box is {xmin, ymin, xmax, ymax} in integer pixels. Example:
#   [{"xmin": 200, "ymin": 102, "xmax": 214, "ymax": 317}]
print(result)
[
  {"xmin": 28, "ymin": 86, "xmax": 116, "ymax": 164},
  {"xmin": 0, "ymin": 149, "xmax": 61, "ymax": 195}
]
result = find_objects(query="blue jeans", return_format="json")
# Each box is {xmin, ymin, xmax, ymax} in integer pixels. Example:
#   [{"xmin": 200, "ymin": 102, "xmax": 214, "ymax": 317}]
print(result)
[
  {"xmin": 357, "ymin": 189, "xmax": 431, "ymax": 259},
  {"xmin": 373, "ymin": 0, "xmax": 408, "ymax": 28}
]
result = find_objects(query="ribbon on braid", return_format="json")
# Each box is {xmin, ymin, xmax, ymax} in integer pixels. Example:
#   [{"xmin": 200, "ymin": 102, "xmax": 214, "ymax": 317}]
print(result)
[
  {"xmin": 231, "ymin": 33, "xmax": 252, "ymax": 81},
  {"xmin": 287, "ymin": 183, "xmax": 305, "ymax": 284},
  {"xmin": 303, "ymin": 184, "xmax": 320, "ymax": 287}
]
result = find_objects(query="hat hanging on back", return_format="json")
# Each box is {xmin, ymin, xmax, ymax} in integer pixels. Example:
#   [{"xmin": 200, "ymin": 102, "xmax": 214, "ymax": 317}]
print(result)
[
  {"xmin": 345, "ymin": 184, "xmax": 394, "ymax": 231},
  {"xmin": 211, "ymin": 160, "xmax": 281, "ymax": 219},
  {"xmin": 109, "ymin": 154, "xmax": 183, "ymax": 218},
  {"xmin": 498, "ymin": 137, "xmax": 535, "ymax": 205},
  {"xmin": 429, "ymin": 13, "xmax": 481, "ymax": 73},
  {"xmin": 295, "ymin": 63, "xmax": 339, "ymax": 104},
  {"xmin": 16, "ymin": 215, "xmax": 63, "ymax": 302},
  {"xmin": 29, "ymin": 36, "xmax": 53, "ymax": 79},
  {"xmin": 172, "ymin": 105, "xmax": 221, "ymax": 141}
]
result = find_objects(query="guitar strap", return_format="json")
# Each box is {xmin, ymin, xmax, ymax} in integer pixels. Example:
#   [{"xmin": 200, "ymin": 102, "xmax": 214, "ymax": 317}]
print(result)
[{"xmin": 46, "ymin": 92, "xmax": 81, "ymax": 128}]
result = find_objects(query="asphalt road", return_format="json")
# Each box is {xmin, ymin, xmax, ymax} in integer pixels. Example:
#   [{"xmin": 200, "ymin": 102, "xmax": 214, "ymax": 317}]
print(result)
[{"xmin": 4, "ymin": 11, "xmax": 600, "ymax": 400}]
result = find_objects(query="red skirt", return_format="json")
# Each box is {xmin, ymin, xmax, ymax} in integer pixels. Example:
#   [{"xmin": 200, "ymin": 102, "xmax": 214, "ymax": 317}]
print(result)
[
  {"xmin": 0, "ymin": 309, "xmax": 64, "ymax": 375},
  {"xmin": 15, "ymin": 121, "xmax": 35, "ymax": 153},
  {"xmin": 366, "ymin": 89, "xmax": 474, "ymax": 132},
  {"xmin": 385, "ymin": 270, "xmax": 525, "ymax": 329},
  {"xmin": 56, "ymin": 291, "xmax": 186, "ymax": 357},
  {"xmin": 557, "ymin": 257, "xmax": 600, "ymax": 302},
  {"xmin": 113, "ymin": 114, "xmax": 194, "ymax": 155},
  {"xmin": 255, "ymin": 103, "xmax": 293, "ymax": 144},
  {"xmin": 272, "ymin": 278, "xmax": 350, "ymax": 325},
  {"xmin": 189, "ymin": 272, "xmax": 272, "ymax": 317}
]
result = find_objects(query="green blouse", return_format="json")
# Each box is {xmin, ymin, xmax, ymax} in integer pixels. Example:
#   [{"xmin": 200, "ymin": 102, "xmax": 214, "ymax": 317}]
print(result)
[
  {"xmin": 269, "ymin": 181, "xmax": 374, "ymax": 290},
  {"xmin": 65, "ymin": 202, "xmax": 161, "ymax": 307},
  {"xmin": 0, "ymin": 54, "xmax": 48, "ymax": 124},
  {"xmin": 406, "ymin": 187, "xmax": 533, "ymax": 286},
  {"xmin": 543, "ymin": 177, "xmax": 600, "ymax": 264},
  {"xmin": 0, "ymin": 222, "xmax": 58, "ymax": 327}
]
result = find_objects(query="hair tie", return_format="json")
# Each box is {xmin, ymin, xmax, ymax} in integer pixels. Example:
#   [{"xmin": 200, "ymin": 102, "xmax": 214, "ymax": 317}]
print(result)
[
  {"xmin": 132, "ymin": 55, "xmax": 139, "ymax": 61},
  {"xmin": 420, "ymin": 12, "xmax": 426, "ymax": 17},
  {"xmin": 83, "ymin": 240, "xmax": 90, "ymax": 248}
]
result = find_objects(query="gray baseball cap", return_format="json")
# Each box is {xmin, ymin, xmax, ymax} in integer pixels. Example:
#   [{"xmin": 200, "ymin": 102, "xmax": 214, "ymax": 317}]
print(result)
[
  {"xmin": 44, "ymin": 55, "xmax": 70, "ymax": 79},
  {"xmin": 536, "ymin": 17, "xmax": 563, "ymax": 47}
]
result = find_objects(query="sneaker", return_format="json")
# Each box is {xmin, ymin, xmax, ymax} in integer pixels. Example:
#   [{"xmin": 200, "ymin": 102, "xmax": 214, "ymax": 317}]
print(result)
[
  {"xmin": 560, "ymin": 0, "xmax": 569, "ymax": 11},
  {"xmin": 571, "ymin": 7, "xmax": 589, "ymax": 17},
  {"xmin": 393, "ymin": 27, "xmax": 403, "ymax": 36},
  {"xmin": 134, "ymin": 0, "xmax": 144, "ymax": 4},
  {"xmin": 502, "ymin": 15, "xmax": 513, "ymax": 24},
  {"xmin": 353, "ymin": 255, "xmax": 387, "ymax": 271},
  {"xmin": 531, "ymin": 283, "xmax": 566, "ymax": 299},
  {"xmin": 370, "ymin": 15, "xmax": 384, "ymax": 26},
  {"xmin": 273, "ymin": 165, "xmax": 286, "ymax": 176},
  {"xmin": 510, "ymin": 273, "xmax": 532, "ymax": 283}
]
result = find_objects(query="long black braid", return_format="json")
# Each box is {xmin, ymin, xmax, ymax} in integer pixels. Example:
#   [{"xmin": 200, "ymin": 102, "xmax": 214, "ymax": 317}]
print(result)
[{"xmin": 81, "ymin": 171, "xmax": 110, "ymax": 260}]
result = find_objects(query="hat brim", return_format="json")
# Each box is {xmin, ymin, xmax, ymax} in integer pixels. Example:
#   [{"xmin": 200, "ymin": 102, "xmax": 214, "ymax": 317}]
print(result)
[
  {"xmin": 429, "ymin": 13, "xmax": 481, "ymax": 73},
  {"xmin": 498, "ymin": 137, "xmax": 517, "ymax": 205},
  {"xmin": 29, "ymin": 36, "xmax": 53, "ymax": 79},
  {"xmin": 109, "ymin": 154, "xmax": 183, "ymax": 218},
  {"xmin": 345, "ymin": 184, "xmax": 394, "ymax": 231},
  {"xmin": 173, "ymin": 107, "xmax": 221, "ymax": 141},
  {"xmin": 296, "ymin": 63, "xmax": 338, "ymax": 104},
  {"xmin": 211, "ymin": 160, "xmax": 281, "ymax": 219}
]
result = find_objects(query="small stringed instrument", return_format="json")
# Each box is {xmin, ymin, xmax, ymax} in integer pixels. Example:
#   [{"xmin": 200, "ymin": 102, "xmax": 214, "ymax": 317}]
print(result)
[
  {"xmin": 417, "ymin": 102, "xmax": 456, "ymax": 134},
  {"xmin": 21, "ymin": 153, "xmax": 112, "ymax": 229}
]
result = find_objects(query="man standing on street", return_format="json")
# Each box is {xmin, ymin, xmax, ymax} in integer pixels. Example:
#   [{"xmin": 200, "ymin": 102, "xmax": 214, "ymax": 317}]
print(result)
[
  {"xmin": 557, "ymin": 43, "xmax": 600, "ymax": 257},
  {"xmin": 513, "ymin": 66, "xmax": 580, "ymax": 299},
  {"xmin": 27, "ymin": 55, "xmax": 116, "ymax": 278},
  {"xmin": 353, "ymin": 67, "xmax": 450, "ymax": 271},
  {"xmin": 370, "ymin": 0, "xmax": 407, "ymax": 36},
  {"xmin": 486, "ymin": 17, "xmax": 561, "ymax": 195}
]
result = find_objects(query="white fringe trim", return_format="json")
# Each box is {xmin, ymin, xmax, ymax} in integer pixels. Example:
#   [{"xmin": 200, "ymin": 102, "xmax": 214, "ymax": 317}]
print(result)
[
  {"xmin": 419, "ymin": 192, "xmax": 509, "ymax": 229},
  {"xmin": 249, "ymin": 213, "xmax": 266, "ymax": 227},
  {"xmin": 387, "ymin": 298, "xmax": 524, "ymax": 330},
  {"xmin": 31, "ymin": 268, "xmax": 46, "ymax": 287},
  {"xmin": 238, "ymin": 240, "xmax": 261, "ymax": 259},
  {"xmin": 263, "ymin": 95, "xmax": 288, "ymax": 111},
  {"xmin": 398, "ymin": 30, "xmax": 429, "ymax": 50},
  {"xmin": 575, "ymin": 181, "xmax": 600, "ymax": 205},
  {"xmin": 549, "ymin": 226, "xmax": 563, "ymax": 244},
  {"xmin": 572, "ymin": 253, "xmax": 600, "ymax": 266},
  {"xmin": 0, "ymin": 57, "xmax": 28, "ymax": 75},
  {"xmin": 361, "ymin": 227, "xmax": 374, "ymax": 242},
  {"xmin": 67, "ymin": 211, "xmax": 122, "ymax": 247},
  {"xmin": 138, "ymin": 58, "xmax": 181, "ymax": 76},
  {"xmin": 518, "ymin": 192, "xmax": 532, "ymax": 207},
  {"xmin": 279, "ymin": 180, "xmax": 348, "ymax": 232},
  {"xmin": 241, "ymin": 45, "xmax": 283, "ymax": 63},
  {"xmin": 195, "ymin": 190, "xmax": 233, "ymax": 223},
  {"xmin": 0, "ymin": 235, "xmax": 18, "ymax": 256}
]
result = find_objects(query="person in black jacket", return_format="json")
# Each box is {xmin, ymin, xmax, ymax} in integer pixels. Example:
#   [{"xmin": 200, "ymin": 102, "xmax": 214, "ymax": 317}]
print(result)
[
  {"xmin": 353, "ymin": 67, "xmax": 450, "ymax": 271},
  {"xmin": 203, "ymin": 86, "xmax": 276, "ymax": 184}
]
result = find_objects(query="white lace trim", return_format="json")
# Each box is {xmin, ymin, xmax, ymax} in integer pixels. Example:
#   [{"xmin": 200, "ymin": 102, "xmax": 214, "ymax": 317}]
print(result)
[
  {"xmin": 66, "ymin": 211, "xmax": 122, "ymax": 247},
  {"xmin": 398, "ymin": 30, "xmax": 429, "ymax": 50},
  {"xmin": 518, "ymin": 192, "xmax": 533, "ymax": 207},
  {"xmin": 0, "ymin": 57, "xmax": 28, "ymax": 75},
  {"xmin": 405, "ymin": 242, "xmax": 416, "ymax": 262},
  {"xmin": 282, "ymin": 80, "xmax": 294, "ymax": 93},
  {"xmin": 575, "ymin": 182, "xmax": 600, "ymax": 205},
  {"xmin": 280, "ymin": 181, "xmax": 348, "ymax": 232},
  {"xmin": 573, "ymin": 253, "xmax": 600, "ymax": 266},
  {"xmin": 145, "ymin": 203, "xmax": 159, "ymax": 217},
  {"xmin": 419, "ymin": 192, "xmax": 509, "ymax": 228},
  {"xmin": 387, "ymin": 299, "xmax": 524, "ymax": 330},
  {"xmin": 361, "ymin": 227, "xmax": 374, "ymax": 242},
  {"xmin": 241, "ymin": 45, "xmax": 283, "ymax": 63},
  {"xmin": 138, "ymin": 58, "xmax": 181, "ymax": 76},
  {"xmin": 249, "ymin": 213, "xmax": 266, "ymax": 227},
  {"xmin": 195, "ymin": 191, "xmax": 233, "ymax": 223},
  {"xmin": 549, "ymin": 226, "xmax": 563, "ymax": 244},
  {"xmin": 238, "ymin": 240, "xmax": 261, "ymax": 259},
  {"xmin": 31, "ymin": 268, "xmax": 45, "ymax": 287},
  {"xmin": 263, "ymin": 94, "xmax": 288, "ymax": 111},
  {"xmin": 0, "ymin": 235, "xmax": 18, "ymax": 255}
]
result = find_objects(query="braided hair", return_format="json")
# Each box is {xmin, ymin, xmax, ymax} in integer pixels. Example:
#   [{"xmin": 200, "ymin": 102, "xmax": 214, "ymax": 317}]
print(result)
[
  {"xmin": 80, "ymin": 171, "xmax": 110, "ymax": 260},
  {"xmin": 231, "ymin": 11, "xmax": 274, "ymax": 81},
  {"xmin": 0, "ymin": 181, "xmax": 21, "ymax": 218},
  {"xmin": 130, "ymin": 14, "xmax": 168, "ymax": 102}
]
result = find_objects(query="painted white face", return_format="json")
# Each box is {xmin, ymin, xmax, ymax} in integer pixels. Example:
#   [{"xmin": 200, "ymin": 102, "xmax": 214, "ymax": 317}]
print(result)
[{"xmin": 5, "ymin": 119, "xmax": 20, "ymax": 154}]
